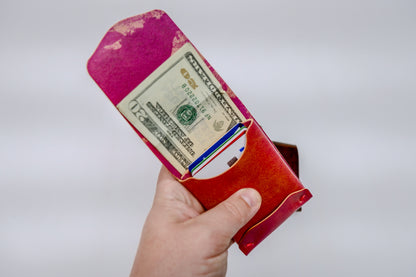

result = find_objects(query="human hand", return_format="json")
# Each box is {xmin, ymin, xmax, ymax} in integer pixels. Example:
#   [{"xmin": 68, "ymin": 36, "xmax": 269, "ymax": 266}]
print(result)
[{"xmin": 130, "ymin": 166, "xmax": 261, "ymax": 277}]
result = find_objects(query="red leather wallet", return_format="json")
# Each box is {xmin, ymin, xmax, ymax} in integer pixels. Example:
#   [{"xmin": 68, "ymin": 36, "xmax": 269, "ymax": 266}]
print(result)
[{"xmin": 87, "ymin": 9, "xmax": 312, "ymax": 255}]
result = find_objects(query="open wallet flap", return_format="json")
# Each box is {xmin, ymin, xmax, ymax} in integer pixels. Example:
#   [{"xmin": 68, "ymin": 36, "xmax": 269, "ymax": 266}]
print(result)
[{"xmin": 87, "ymin": 9, "xmax": 312, "ymax": 255}]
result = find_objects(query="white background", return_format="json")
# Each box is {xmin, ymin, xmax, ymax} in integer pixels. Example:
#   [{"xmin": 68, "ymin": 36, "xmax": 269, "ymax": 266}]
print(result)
[{"xmin": 1, "ymin": 0, "xmax": 415, "ymax": 276}]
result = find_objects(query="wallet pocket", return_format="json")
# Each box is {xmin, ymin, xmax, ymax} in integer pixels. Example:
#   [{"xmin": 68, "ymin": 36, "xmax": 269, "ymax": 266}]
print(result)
[{"xmin": 180, "ymin": 119, "xmax": 311, "ymax": 253}]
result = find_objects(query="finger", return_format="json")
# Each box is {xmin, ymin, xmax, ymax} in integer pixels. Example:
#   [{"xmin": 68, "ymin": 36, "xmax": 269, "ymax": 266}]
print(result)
[
  {"xmin": 157, "ymin": 165, "xmax": 176, "ymax": 185},
  {"xmin": 155, "ymin": 166, "xmax": 181, "ymax": 196},
  {"xmin": 195, "ymin": 188, "xmax": 261, "ymax": 240},
  {"xmin": 154, "ymin": 166, "xmax": 205, "ymax": 215}
]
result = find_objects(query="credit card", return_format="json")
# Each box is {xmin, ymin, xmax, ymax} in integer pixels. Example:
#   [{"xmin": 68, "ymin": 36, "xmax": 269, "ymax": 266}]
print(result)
[
  {"xmin": 189, "ymin": 124, "xmax": 247, "ymax": 178},
  {"xmin": 188, "ymin": 123, "xmax": 244, "ymax": 173}
]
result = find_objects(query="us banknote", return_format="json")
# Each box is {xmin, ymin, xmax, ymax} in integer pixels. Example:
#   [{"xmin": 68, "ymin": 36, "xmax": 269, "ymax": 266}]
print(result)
[{"xmin": 117, "ymin": 43, "xmax": 246, "ymax": 174}]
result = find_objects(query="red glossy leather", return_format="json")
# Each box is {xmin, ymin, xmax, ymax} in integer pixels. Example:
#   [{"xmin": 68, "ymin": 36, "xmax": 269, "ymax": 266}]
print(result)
[
  {"xmin": 180, "ymin": 120, "xmax": 311, "ymax": 254},
  {"xmin": 239, "ymin": 188, "xmax": 312, "ymax": 254}
]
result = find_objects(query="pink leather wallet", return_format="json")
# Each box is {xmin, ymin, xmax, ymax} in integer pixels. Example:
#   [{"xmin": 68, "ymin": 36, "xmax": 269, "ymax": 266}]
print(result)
[{"xmin": 87, "ymin": 9, "xmax": 312, "ymax": 255}]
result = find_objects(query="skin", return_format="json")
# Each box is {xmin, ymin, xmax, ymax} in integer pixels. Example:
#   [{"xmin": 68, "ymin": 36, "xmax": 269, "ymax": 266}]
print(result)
[{"xmin": 130, "ymin": 166, "xmax": 262, "ymax": 277}]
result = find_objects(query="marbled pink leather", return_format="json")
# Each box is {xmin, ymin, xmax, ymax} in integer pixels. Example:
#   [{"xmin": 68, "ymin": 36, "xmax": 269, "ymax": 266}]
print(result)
[{"xmin": 88, "ymin": 10, "xmax": 251, "ymax": 178}]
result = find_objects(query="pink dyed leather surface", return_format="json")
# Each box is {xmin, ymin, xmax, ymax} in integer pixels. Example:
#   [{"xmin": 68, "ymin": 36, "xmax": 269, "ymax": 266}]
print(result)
[{"xmin": 88, "ymin": 10, "xmax": 181, "ymax": 106}]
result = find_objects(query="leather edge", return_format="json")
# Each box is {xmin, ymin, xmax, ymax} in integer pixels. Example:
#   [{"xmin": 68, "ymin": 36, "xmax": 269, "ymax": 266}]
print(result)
[{"xmin": 238, "ymin": 188, "xmax": 313, "ymax": 255}]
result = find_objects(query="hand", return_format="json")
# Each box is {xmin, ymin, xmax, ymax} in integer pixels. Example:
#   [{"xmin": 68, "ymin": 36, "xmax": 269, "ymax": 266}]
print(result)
[{"xmin": 130, "ymin": 166, "xmax": 262, "ymax": 277}]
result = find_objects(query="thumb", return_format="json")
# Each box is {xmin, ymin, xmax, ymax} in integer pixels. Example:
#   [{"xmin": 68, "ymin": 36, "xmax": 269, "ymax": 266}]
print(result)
[{"xmin": 197, "ymin": 188, "xmax": 262, "ymax": 241}]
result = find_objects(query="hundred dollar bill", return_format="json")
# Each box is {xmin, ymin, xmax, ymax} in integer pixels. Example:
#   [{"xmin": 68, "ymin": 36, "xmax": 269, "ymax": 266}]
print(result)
[{"xmin": 117, "ymin": 43, "xmax": 246, "ymax": 174}]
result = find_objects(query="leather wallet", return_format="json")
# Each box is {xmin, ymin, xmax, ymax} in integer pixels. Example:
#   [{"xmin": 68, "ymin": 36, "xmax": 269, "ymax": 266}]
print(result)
[{"xmin": 87, "ymin": 9, "xmax": 312, "ymax": 255}]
